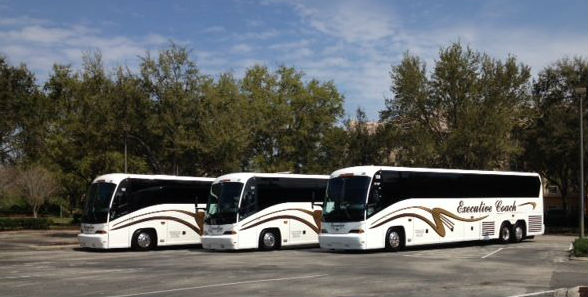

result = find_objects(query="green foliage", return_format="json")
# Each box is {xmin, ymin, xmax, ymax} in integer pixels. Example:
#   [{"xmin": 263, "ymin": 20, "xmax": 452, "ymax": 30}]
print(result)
[
  {"xmin": 520, "ymin": 57, "xmax": 588, "ymax": 207},
  {"xmin": 1, "ymin": 40, "xmax": 587, "ymax": 218},
  {"xmin": 0, "ymin": 56, "xmax": 43, "ymax": 164},
  {"xmin": 382, "ymin": 42, "xmax": 532, "ymax": 169},
  {"xmin": 573, "ymin": 237, "xmax": 588, "ymax": 257},
  {"xmin": 0, "ymin": 217, "xmax": 50, "ymax": 230}
]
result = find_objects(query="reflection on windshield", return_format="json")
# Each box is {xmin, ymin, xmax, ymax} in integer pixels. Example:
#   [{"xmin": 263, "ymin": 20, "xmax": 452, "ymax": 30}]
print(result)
[
  {"xmin": 82, "ymin": 182, "xmax": 116, "ymax": 224},
  {"xmin": 322, "ymin": 176, "xmax": 370, "ymax": 222},
  {"xmin": 205, "ymin": 182, "xmax": 243, "ymax": 225}
]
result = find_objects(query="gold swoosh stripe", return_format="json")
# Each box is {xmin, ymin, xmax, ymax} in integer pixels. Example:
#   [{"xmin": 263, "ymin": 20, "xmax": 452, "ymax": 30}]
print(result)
[
  {"xmin": 241, "ymin": 208, "xmax": 322, "ymax": 231},
  {"xmin": 240, "ymin": 215, "xmax": 319, "ymax": 234},
  {"xmin": 369, "ymin": 206, "xmax": 488, "ymax": 237},
  {"xmin": 110, "ymin": 216, "xmax": 201, "ymax": 234},
  {"xmin": 517, "ymin": 202, "xmax": 536, "ymax": 210},
  {"xmin": 112, "ymin": 209, "xmax": 198, "ymax": 227}
]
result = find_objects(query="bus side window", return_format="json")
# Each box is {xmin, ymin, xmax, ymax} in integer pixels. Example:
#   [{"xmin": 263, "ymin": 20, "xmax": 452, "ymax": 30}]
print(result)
[
  {"xmin": 367, "ymin": 173, "xmax": 382, "ymax": 217},
  {"xmin": 239, "ymin": 180, "xmax": 258, "ymax": 220},
  {"xmin": 110, "ymin": 179, "xmax": 130, "ymax": 220}
]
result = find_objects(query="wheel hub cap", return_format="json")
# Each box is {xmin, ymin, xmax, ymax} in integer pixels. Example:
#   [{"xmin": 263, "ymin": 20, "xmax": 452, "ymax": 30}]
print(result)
[
  {"xmin": 515, "ymin": 226, "xmax": 523, "ymax": 240},
  {"xmin": 263, "ymin": 233, "xmax": 275, "ymax": 248},
  {"xmin": 137, "ymin": 233, "xmax": 151, "ymax": 248},
  {"xmin": 389, "ymin": 232, "xmax": 400, "ymax": 248}
]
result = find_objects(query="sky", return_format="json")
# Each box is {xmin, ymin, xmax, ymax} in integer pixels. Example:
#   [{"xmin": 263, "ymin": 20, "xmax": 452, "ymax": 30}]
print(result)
[{"xmin": 0, "ymin": 0, "xmax": 586, "ymax": 120}]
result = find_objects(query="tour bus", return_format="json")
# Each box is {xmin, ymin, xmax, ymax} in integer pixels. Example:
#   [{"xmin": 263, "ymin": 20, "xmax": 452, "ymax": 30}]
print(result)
[
  {"xmin": 201, "ymin": 173, "xmax": 328, "ymax": 250},
  {"xmin": 319, "ymin": 166, "xmax": 543, "ymax": 251},
  {"xmin": 78, "ymin": 173, "xmax": 214, "ymax": 250}
]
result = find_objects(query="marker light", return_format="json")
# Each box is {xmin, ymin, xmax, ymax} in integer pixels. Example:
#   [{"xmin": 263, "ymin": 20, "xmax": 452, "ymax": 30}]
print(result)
[{"xmin": 348, "ymin": 229, "xmax": 365, "ymax": 234}]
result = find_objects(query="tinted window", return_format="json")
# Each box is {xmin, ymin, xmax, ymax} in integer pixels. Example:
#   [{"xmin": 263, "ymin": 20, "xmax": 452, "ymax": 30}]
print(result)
[
  {"xmin": 205, "ymin": 182, "xmax": 243, "ymax": 225},
  {"xmin": 110, "ymin": 178, "xmax": 212, "ymax": 219},
  {"xmin": 82, "ymin": 182, "xmax": 116, "ymax": 223},
  {"xmin": 256, "ymin": 177, "xmax": 327, "ymax": 210},
  {"xmin": 323, "ymin": 176, "xmax": 370, "ymax": 222},
  {"xmin": 369, "ymin": 170, "xmax": 540, "ymax": 201}
]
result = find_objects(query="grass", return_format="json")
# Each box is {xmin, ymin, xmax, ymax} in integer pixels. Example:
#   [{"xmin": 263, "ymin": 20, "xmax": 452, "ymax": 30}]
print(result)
[{"xmin": 572, "ymin": 237, "xmax": 588, "ymax": 257}]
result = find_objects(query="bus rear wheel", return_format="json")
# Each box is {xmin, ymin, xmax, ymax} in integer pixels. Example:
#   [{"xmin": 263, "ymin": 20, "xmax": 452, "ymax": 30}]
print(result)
[
  {"xmin": 498, "ymin": 223, "xmax": 512, "ymax": 244},
  {"xmin": 132, "ymin": 229, "xmax": 156, "ymax": 251},
  {"xmin": 259, "ymin": 229, "xmax": 280, "ymax": 251},
  {"xmin": 385, "ymin": 228, "xmax": 404, "ymax": 251},
  {"xmin": 512, "ymin": 222, "xmax": 525, "ymax": 243}
]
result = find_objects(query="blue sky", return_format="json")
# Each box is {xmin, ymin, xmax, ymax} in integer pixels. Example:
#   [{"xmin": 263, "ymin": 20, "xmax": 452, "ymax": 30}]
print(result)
[{"xmin": 0, "ymin": 0, "xmax": 586, "ymax": 120}]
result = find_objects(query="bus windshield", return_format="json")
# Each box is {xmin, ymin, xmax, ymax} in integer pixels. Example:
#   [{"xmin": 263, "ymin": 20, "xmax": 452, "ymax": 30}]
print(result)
[
  {"xmin": 323, "ymin": 176, "xmax": 370, "ymax": 222},
  {"xmin": 205, "ymin": 182, "xmax": 243, "ymax": 225},
  {"xmin": 82, "ymin": 182, "xmax": 116, "ymax": 224}
]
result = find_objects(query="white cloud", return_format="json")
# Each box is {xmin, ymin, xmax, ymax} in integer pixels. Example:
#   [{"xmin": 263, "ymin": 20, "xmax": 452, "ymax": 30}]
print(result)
[
  {"xmin": 236, "ymin": 29, "xmax": 279, "ymax": 40},
  {"xmin": 202, "ymin": 26, "xmax": 226, "ymax": 34},
  {"xmin": 0, "ymin": 16, "xmax": 49, "ymax": 26},
  {"xmin": 291, "ymin": 0, "xmax": 398, "ymax": 43},
  {"xmin": 0, "ymin": 21, "xmax": 168, "ymax": 81},
  {"xmin": 230, "ymin": 43, "xmax": 254, "ymax": 54}
]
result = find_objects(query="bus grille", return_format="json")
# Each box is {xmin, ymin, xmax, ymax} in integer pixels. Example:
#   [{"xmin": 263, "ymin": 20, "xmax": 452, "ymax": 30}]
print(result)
[
  {"xmin": 482, "ymin": 221, "xmax": 495, "ymax": 236},
  {"xmin": 528, "ymin": 215, "xmax": 542, "ymax": 233}
]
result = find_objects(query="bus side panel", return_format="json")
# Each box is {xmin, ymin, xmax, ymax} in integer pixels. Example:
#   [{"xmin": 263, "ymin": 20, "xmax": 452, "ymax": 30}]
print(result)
[
  {"xmin": 237, "ymin": 227, "xmax": 261, "ymax": 249},
  {"xmin": 108, "ymin": 222, "xmax": 130, "ymax": 248},
  {"xmin": 163, "ymin": 205, "xmax": 202, "ymax": 245},
  {"xmin": 287, "ymin": 218, "xmax": 318, "ymax": 245},
  {"xmin": 165, "ymin": 219, "xmax": 201, "ymax": 245}
]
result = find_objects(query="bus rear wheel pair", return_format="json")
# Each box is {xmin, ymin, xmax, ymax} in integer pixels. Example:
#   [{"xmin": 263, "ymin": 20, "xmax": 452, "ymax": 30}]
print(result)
[{"xmin": 498, "ymin": 221, "xmax": 526, "ymax": 244}]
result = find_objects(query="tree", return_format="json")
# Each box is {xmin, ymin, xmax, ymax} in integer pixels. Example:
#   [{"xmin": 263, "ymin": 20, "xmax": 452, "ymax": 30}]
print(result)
[
  {"xmin": 241, "ymin": 65, "xmax": 344, "ymax": 173},
  {"xmin": 381, "ymin": 42, "xmax": 532, "ymax": 170},
  {"xmin": 344, "ymin": 108, "xmax": 384, "ymax": 166},
  {"xmin": 0, "ymin": 56, "xmax": 43, "ymax": 164},
  {"xmin": 139, "ymin": 43, "xmax": 207, "ymax": 175},
  {"xmin": 15, "ymin": 166, "xmax": 58, "ymax": 217},
  {"xmin": 196, "ymin": 73, "xmax": 252, "ymax": 175},
  {"xmin": 521, "ymin": 57, "xmax": 588, "ymax": 211}
]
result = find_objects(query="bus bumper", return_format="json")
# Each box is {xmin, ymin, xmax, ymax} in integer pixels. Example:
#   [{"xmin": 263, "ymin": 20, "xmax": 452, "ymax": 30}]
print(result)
[
  {"xmin": 78, "ymin": 233, "xmax": 108, "ymax": 249},
  {"xmin": 201, "ymin": 235, "xmax": 238, "ymax": 250},
  {"xmin": 319, "ymin": 234, "xmax": 367, "ymax": 250}
]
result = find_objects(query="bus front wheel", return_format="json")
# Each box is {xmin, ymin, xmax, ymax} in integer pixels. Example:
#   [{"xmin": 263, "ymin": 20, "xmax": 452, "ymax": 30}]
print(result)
[
  {"xmin": 385, "ymin": 228, "xmax": 404, "ymax": 251},
  {"xmin": 132, "ymin": 229, "xmax": 157, "ymax": 251},
  {"xmin": 259, "ymin": 229, "xmax": 280, "ymax": 251}
]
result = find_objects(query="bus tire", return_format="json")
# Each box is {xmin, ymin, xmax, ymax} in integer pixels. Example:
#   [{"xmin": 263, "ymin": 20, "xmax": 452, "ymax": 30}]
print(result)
[
  {"xmin": 498, "ymin": 222, "xmax": 512, "ymax": 244},
  {"xmin": 132, "ymin": 229, "xmax": 157, "ymax": 251},
  {"xmin": 385, "ymin": 227, "xmax": 404, "ymax": 251},
  {"xmin": 512, "ymin": 221, "xmax": 525, "ymax": 243},
  {"xmin": 259, "ymin": 229, "xmax": 280, "ymax": 251}
]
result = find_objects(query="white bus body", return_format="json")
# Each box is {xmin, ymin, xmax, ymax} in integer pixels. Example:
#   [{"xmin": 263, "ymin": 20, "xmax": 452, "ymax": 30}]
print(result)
[
  {"xmin": 78, "ymin": 174, "xmax": 214, "ymax": 250},
  {"xmin": 319, "ymin": 166, "xmax": 544, "ymax": 250},
  {"xmin": 201, "ymin": 173, "xmax": 328, "ymax": 250}
]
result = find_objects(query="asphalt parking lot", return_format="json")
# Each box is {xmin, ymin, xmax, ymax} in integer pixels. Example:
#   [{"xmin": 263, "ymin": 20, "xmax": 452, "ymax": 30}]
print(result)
[{"xmin": 0, "ymin": 232, "xmax": 585, "ymax": 297}]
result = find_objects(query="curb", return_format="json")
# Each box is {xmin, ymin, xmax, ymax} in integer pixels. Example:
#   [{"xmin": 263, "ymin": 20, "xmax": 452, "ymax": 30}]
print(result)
[{"xmin": 553, "ymin": 286, "xmax": 588, "ymax": 297}]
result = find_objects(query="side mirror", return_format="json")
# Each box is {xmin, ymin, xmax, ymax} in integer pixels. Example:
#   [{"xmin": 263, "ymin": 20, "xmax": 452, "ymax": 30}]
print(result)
[
  {"xmin": 311, "ymin": 192, "xmax": 323, "ymax": 209},
  {"xmin": 195, "ymin": 195, "xmax": 206, "ymax": 211}
]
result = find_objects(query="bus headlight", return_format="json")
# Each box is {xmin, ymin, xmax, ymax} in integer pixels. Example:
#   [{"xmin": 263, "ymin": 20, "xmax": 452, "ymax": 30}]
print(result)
[
  {"xmin": 223, "ymin": 231, "xmax": 237, "ymax": 235},
  {"xmin": 321, "ymin": 229, "xmax": 328, "ymax": 233}
]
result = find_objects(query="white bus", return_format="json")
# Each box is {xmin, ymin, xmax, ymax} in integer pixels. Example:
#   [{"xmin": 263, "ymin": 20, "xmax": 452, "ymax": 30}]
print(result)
[
  {"xmin": 319, "ymin": 166, "xmax": 543, "ymax": 251},
  {"xmin": 201, "ymin": 173, "xmax": 328, "ymax": 250},
  {"xmin": 78, "ymin": 174, "xmax": 214, "ymax": 250}
]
